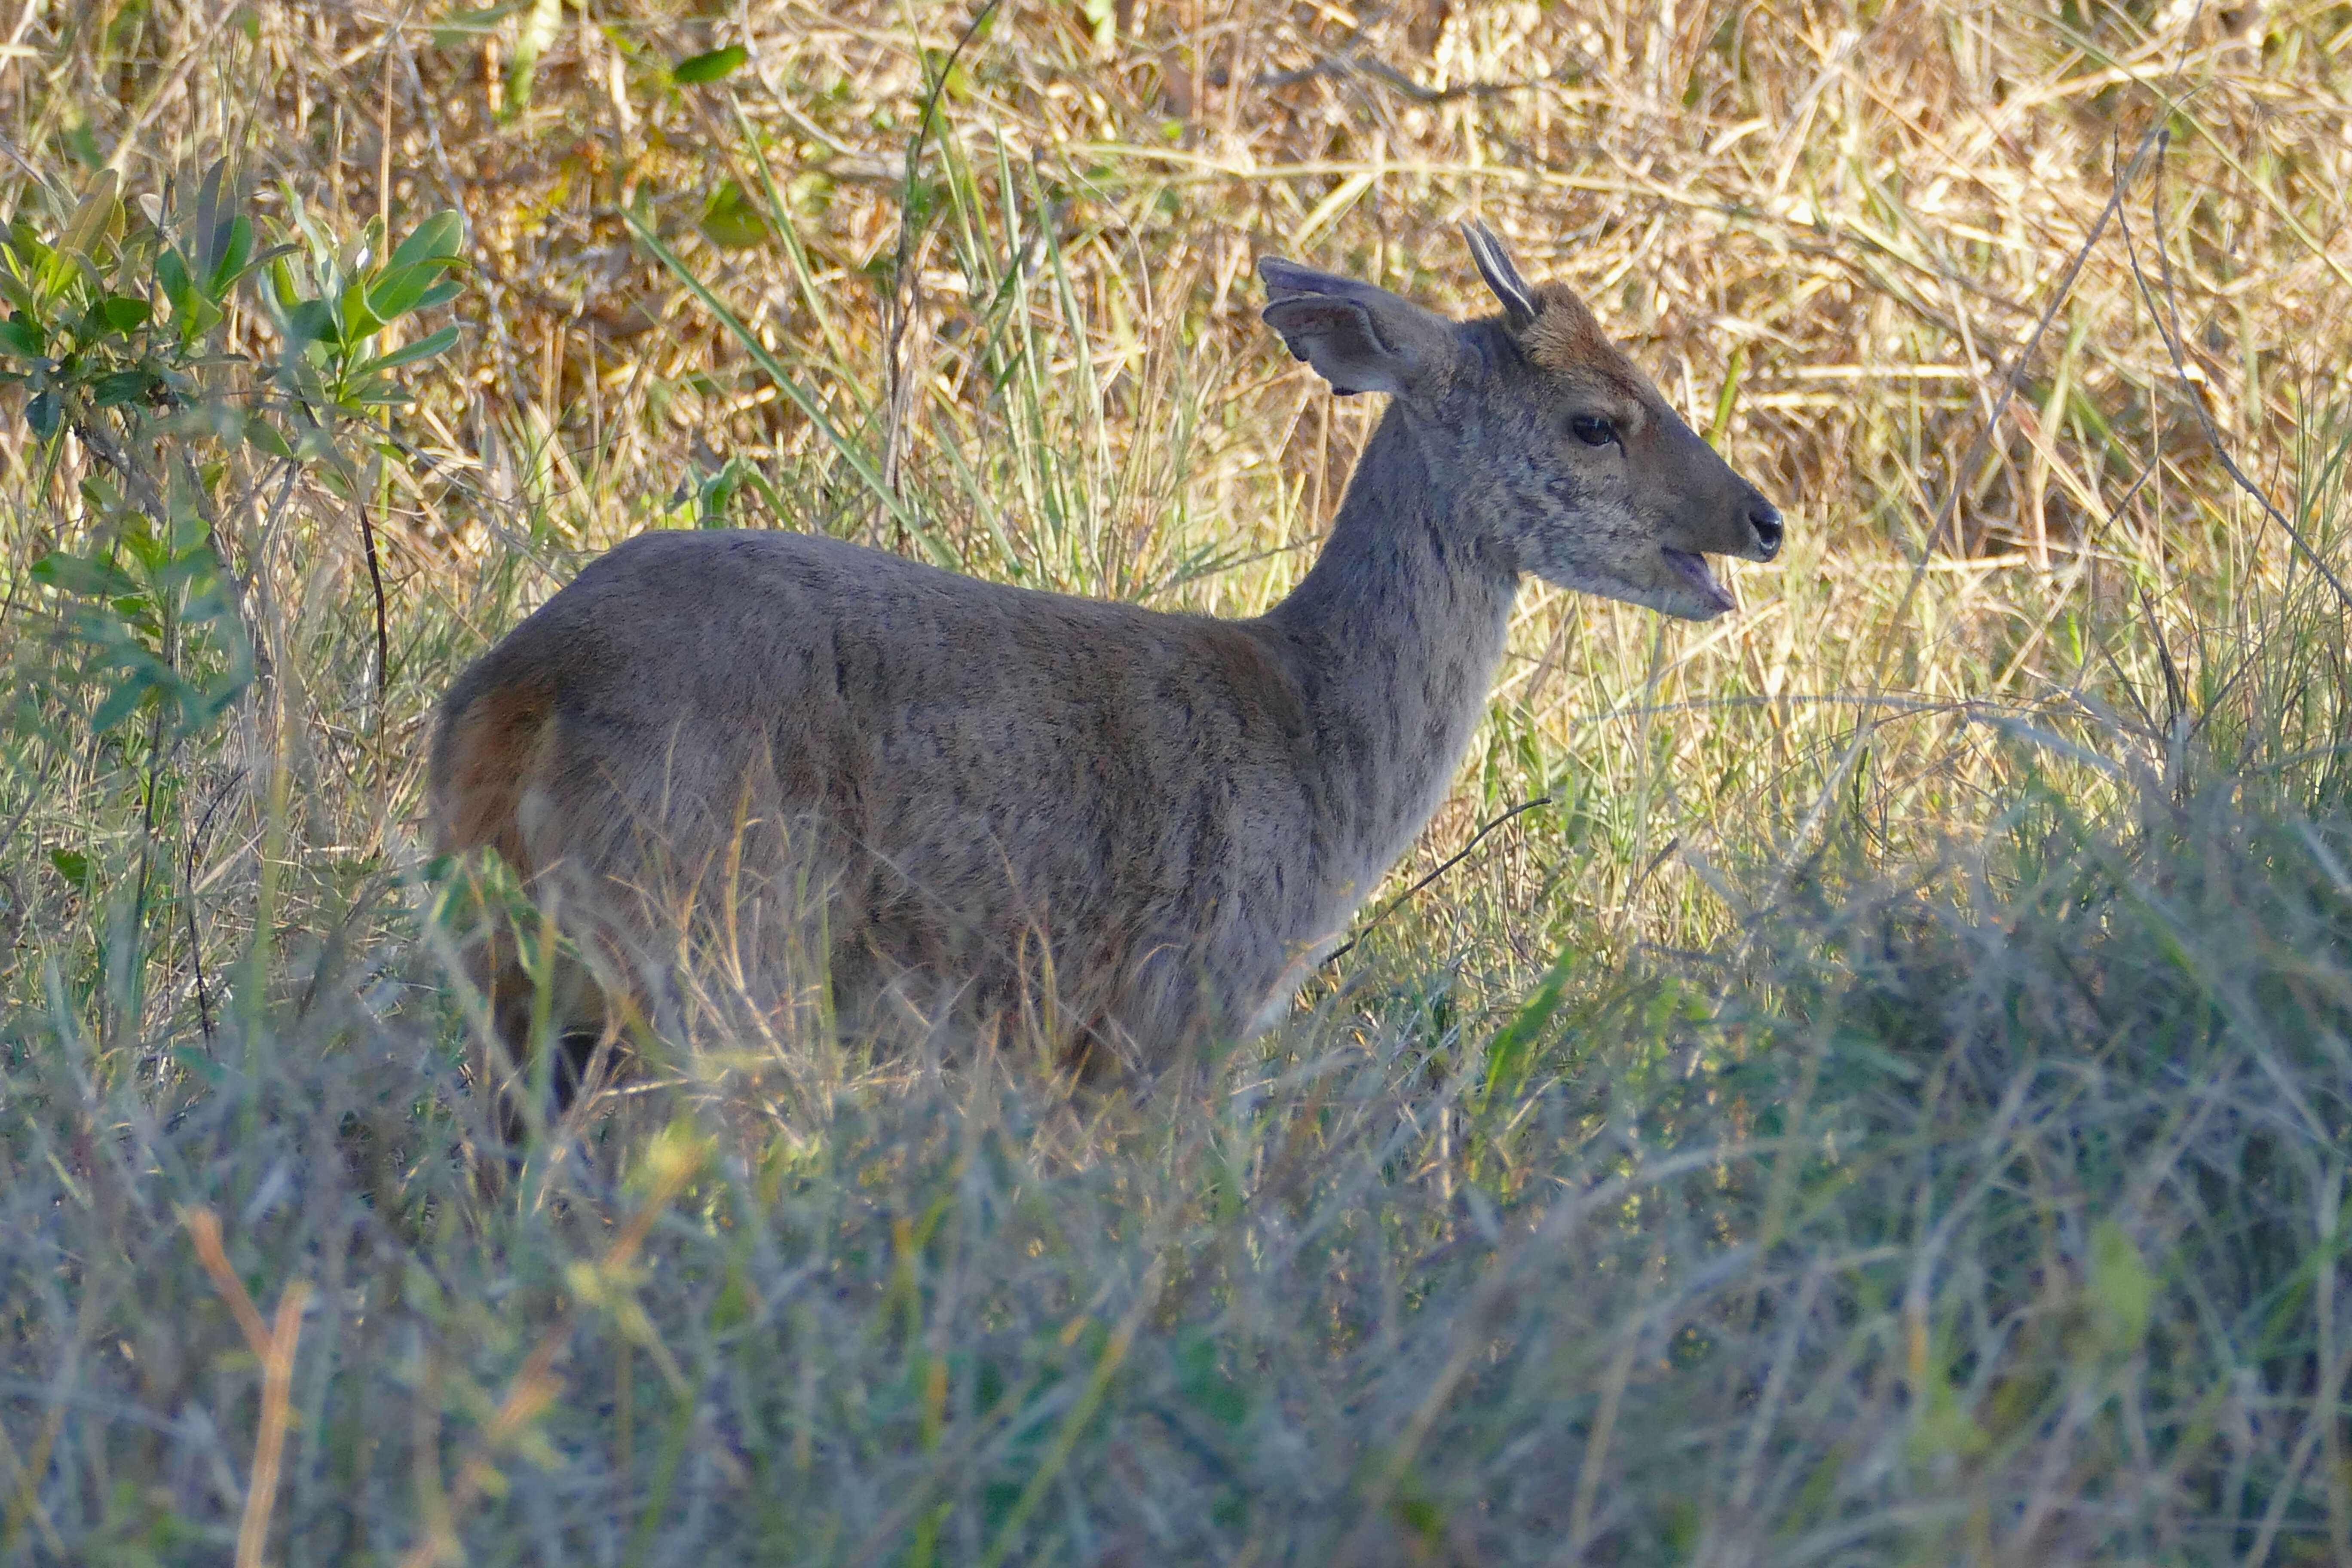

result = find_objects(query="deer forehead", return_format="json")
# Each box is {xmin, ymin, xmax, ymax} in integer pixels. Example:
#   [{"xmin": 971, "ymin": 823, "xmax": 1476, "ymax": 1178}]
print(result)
[{"xmin": 1515, "ymin": 284, "xmax": 1651, "ymax": 406}]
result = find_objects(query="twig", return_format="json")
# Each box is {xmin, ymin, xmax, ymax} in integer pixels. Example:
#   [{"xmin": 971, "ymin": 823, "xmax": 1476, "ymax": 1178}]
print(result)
[
  {"xmin": 184, "ymin": 767, "xmax": 245, "ymax": 1050},
  {"xmin": 105, "ymin": 0, "xmax": 247, "ymax": 166},
  {"xmin": 2119, "ymin": 140, "xmax": 2352, "ymax": 615},
  {"xmin": 184, "ymin": 1207, "xmax": 311, "ymax": 1568},
  {"xmin": 1917, "ymin": 127, "xmax": 2161, "ymax": 573},
  {"xmin": 1323, "ymin": 797, "xmax": 1552, "ymax": 966},
  {"xmin": 1256, "ymin": 52, "xmax": 1570, "ymax": 104},
  {"xmin": 879, "ymin": 0, "xmax": 999, "ymax": 525},
  {"xmin": 119, "ymin": 707, "xmax": 174, "ymax": 1053},
  {"xmin": 69, "ymin": 415, "xmax": 168, "ymax": 519},
  {"xmin": 1712, "ymin": 122, "xmax": 2166, "ymax": 1011},
  {"xmin": 358, "ymin": 497, "xmax": 392, "ymax": 725}
]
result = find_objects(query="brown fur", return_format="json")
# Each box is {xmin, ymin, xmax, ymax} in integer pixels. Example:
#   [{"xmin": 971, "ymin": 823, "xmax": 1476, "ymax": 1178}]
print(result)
[
  {"xmin": 427, "ymin": 229, "xmax": 1783, "ymax": 1102},
  {"xmin": 1519, "ymin": 283, "xmax": 1638, "ymax": 390},
  {"xmin": 430, "ymin": 676, "xmax": 552, "ymax": 874}
]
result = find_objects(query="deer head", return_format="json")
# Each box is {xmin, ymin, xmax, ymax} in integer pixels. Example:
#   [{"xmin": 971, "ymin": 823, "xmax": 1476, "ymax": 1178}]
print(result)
[{"xmin": 1259, "ymin": 222, "xmax": 1781, "ymax": 620}]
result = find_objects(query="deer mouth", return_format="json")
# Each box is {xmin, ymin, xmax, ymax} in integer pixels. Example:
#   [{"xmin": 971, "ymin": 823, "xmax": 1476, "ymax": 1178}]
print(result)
[{"xmin": 1661, "ymin": 548, "xmax": 1737, "ymax": 617}]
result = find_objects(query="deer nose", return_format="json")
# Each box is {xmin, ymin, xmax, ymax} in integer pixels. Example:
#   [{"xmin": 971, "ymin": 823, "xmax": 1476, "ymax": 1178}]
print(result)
[{"xmin": 1748, "ymin": 501, "xmax": 1783, "ymax": 561}]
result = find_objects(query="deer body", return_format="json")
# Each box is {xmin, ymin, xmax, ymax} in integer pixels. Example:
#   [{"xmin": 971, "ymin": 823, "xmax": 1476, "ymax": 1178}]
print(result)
[{"xmin": 429, "ymin": 227, "xmax": 1781, "ymax": 1087}]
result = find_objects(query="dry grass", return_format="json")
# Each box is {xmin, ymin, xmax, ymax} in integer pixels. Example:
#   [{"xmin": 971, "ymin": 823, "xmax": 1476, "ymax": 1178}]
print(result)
[
  {"xmin": 3, "ymin": 0, "xmax": 2352, "ymax": 1562},
  {"xmin": 16, "ymin": 0, "xmax": 2352, "ymax": 991}
]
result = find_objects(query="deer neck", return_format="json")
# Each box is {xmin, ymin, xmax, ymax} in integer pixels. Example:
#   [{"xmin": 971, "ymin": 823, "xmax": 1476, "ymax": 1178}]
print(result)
[{"xmin": 1262, "ymin": 407, "xmax": 1519, "ymax": 897}]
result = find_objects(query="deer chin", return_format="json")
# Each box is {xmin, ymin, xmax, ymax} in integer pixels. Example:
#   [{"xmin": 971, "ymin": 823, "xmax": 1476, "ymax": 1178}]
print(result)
[
  {"xmin": 1532, "ymin": 554, "xmax": 1736, "ymax": 622},
  {"xmin": 1659, "ymin": 548, "xmax": 1737, "ymax": 619}
]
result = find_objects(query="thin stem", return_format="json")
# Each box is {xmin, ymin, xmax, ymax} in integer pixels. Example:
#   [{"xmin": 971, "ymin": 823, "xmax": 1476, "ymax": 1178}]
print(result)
[{"xmin": 1324, "ymin": 796, "xmax": 1553, "ymax": 965}]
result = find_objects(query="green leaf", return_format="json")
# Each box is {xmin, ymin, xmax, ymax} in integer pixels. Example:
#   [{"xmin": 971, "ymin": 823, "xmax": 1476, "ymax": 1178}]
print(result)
[
  {"xmin": 1080, "ymin": 0, "xmax": 1116, "ymax": 49},
  {"xmin": 283, "ymin": 297, "xmax": 339, "ymax": 347},
  {"xmin": 1, "ymin": 216, "xmax": 43, "ymax": 265},
  {"xmin": 1175, "ymin": 1333, "xmax": 1247, "ymax": 1428},
  {"xmin": 363, "ymin": 264, "xmax": 429, "ymax": 322},
  {"xmin": 699, "ymin": 181, "xmax": 769, "ymax": 250},
  {"xmin": 172, "ymin": 1045, "xmax": 226, "ymax": 1084},
  {"xmin": 292, "ymin": 423, "xmax": 342, "ymax": 466},
  {"xmin": 156, "ymin": 247, "xmax": 195, "ymax": 319},
  {"xmin": 708, "ymin": 1258, "xmax": 755, "ymax": 1331},
  {"xmin": 244, "ymin": 417, "xmax": 294, "ymax": 459},
  {"xmin": 354, "ymin": 323, "xmax": 459, "ymax": 378},
  {"xmin": 1482, "ymin": 952, "xmax": 1571, "ymax": 1107},
  {"xmin": 504, "ymin": 0, "xmax": 564, "ymax": 116},
  {"xmin": 25, "ymin": 389, "xmax": 58, "ymax": 438},
  {"xmin": 2090, "ymin": 1220, "xmax": 2153, "ymax": 1354},
  {"xmin": 91, "ymin": 369, "xmax": 156, "ymax": 408},
  {"xmin": 208, "ymin": 214, "xmax": 254, "ymax": 298},
  {"xmin": 32, "ymin": 550, "xmax": 141, "ymax": 600},
  {"xmin": 191, "ymin": 160, "xmax": 233, "ymax": 276},
  {"xmin": 89, "ymin": 675, "xmax": 155, "ymax": 735},
  {"xmin": 117, "ymin": 516, "xmax": 168, "ymax": 576},
  {"xmin": 409, "ymin": 279, "xmax": 463, "ymax": 313},
  {"xmin": 346, "ymin": 381, "xmax": 419, "ymax": 408},
  {"xmin": 58, "ymin": 169, "xmax": 119, "ymax": 269},
  {"xmin": 432, "ymin": 2, "xmax": 523, "ymax": 47},
  {"xmin": 49, "ymin": 848, "xmax": 94, "ymax": 890},
  {"xmin": 234, "ymin": 240, "xmax": 300, "ymax": 289},
  {"xmin": 0, "ymin": 267, "xmax": 39, "ymax": 319},
  {"xmin": 1909, "ymin": 1375, "xmax": 1989, "ymax": 1460},
  {"xmin": 98, "ymin": 294, "xmax": 152, "ymax": 333},
  {"xmin": 0, "ymin": 314, "xmax": 43, "ymax": 357},
  {"xmin": 33, "ymin": 245, "xmax": 73, "ymax": 302},
  {"xmin": 338, "ymin": 277, "xmax": 385, "ymax": 341},
  {"xmin": 672, "ymin": 44, "xmax": 747, "ymax": 84},
  {"xmin": 365, "ymin": 262, "xmax": 455, "ymax": 323},
  {"xmin": 387, "ymin": 210, "xmax": 466, "ymax": 272}
]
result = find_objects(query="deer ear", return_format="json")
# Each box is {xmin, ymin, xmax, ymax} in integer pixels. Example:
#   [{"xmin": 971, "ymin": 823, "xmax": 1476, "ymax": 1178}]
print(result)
[
  {"xmin": 1260, "ymin": 297, "xmax": 1409, "ymax": 396},
  {"xmin": 1258, "ymin": 257, "xmax": 1457, "ymax": 398},
  {"xmin": 1463, "ymin": 219, "xmax": 1538, "ymax": 330}
]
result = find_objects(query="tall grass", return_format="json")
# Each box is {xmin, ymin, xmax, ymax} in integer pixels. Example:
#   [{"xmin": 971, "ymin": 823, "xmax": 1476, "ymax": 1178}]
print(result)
[{"xmin": 4, "ymin": 0, "xmax": 2352, "ymax": 1562}]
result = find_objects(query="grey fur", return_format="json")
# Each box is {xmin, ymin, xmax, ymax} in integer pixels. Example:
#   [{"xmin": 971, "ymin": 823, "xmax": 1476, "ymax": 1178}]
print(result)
[{"xmin": 428, "ymin": 235, "xmax": 1783, "ymax": 1080}]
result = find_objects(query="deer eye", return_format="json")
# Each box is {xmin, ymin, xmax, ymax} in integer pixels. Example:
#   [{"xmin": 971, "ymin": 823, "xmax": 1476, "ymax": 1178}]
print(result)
[{"xmin": 1568, "ymin": 413, "xmax": 1618, "ymax": 448}]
